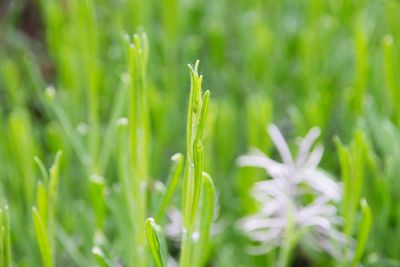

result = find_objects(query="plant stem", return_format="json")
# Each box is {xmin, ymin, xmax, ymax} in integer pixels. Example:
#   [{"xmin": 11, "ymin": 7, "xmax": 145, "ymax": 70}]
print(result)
[
  {"xmin": 128, "ymin": 33, "xmax": 150, "ymax": 267},
  {"xmin": 180, "ymin": 61, "xmax": 210, "ymax": 267}
]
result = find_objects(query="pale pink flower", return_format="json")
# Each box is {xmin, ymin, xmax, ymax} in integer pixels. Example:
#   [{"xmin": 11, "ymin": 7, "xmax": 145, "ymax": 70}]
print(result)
[{"xmin": 237, "ymin": 124, "xmax": 347, "ymax": 258}]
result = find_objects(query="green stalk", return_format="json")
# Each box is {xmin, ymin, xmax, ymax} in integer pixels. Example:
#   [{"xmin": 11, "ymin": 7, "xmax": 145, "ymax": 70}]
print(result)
[
  {"xmin": 33, "ymin": 208, "xmax": 52, "ymax": 267},
  {"xmin": 382, "ymin": 35, "xmax": 400, "ymax": 124},
  {"xmin": 351, "ymin": 199, "xmax": 372, "ymax": 267},
  {"xmin": 145, "ymin": 218, "xmax": 166, "ymax": 267},
  {"xmin": 352, "ymin": 19, "xmax": 368, "ymax": 116},
  {"xmin": 195, "ymin": 173, "xmax": 216, "ymax": 267},
  {"xmin": 74, "ymin": 0, "xmax": 100, "ymax": 173},
  {"xmin": 278, "ymin": 205, "xmax": 297, "ymax": 267},
  {"xmin": 127, "ymin": 33, "xmax": 150, "ymax": 267},
  {"xmin": 33, "ymin": 152, "xmax": 62, "ymax": 267},
  {"xmin": 180, "ymin": 61, "xmax": 211, "ymax": 267},
  {"xmin": 0, "ymin": 206, "xmax": 12, "ymax": 267},
  {"xmin": 335, "ymin": 131, "xmax": 368, "ymax": 266},
  {"xmin": 116, "ymin": 117, "xmax": 136, "ymax": 266}
]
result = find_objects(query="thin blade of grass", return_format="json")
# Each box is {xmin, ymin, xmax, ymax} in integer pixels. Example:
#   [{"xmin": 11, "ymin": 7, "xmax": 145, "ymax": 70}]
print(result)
[
  {"xmin": 145, "ymin": 218, "xmax": 165, "ymax": 267},
  {"xmin": 32, "ymin": 207, "xmax": 52, "ymax": 267}
]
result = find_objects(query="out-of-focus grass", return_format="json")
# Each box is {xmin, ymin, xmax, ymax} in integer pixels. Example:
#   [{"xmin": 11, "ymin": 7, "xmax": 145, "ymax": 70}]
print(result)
[{"xmin": 1, "ymin": 0, "xmax": 400, "ymax": 266}]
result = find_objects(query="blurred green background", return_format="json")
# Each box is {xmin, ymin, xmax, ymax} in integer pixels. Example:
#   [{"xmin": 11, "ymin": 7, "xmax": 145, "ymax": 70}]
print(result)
[{"xmin": 1, "ymin": 0, "xmax": 400, "ymax": 266}]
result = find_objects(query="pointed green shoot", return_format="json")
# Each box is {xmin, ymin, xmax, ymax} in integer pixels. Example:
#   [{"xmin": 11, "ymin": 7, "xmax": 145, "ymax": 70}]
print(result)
[
  {"xmin": 351, "ymin": 199, "xmax": 372, "ymax": 267},
  {"xmin": 92, "ymin": 246, "xmax": 113, "ymax": 267},
  {"xmin": 34, "ymin": 156, "xmax": 50, "ymax": 183},
  {"xmin": 47, "ymin": 151, "xmax": 62, "ymax": 247},
  {"xmin": 145, "ymin": 218, "xmax": 165, "ymax": 267},
  {"xmin": 33, "ymin": 207, "xmax": 53, "ymax": 267},
  {"xmin": 194, "ymin": 90, "xmax": 210, "ymax": 144}
]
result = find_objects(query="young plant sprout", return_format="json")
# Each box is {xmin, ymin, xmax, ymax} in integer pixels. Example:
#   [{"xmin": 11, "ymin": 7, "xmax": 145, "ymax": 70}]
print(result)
[
  {"xmin": 179, "ymin": 61, "xmax": 215, "ymax": 267},
  {"xmin": 237, "ymin": 125, "xmax": 345, "ymax": 266},
  {"xmin": 142, "ymin": 61, "xmax": 216, "ymax": 267}
]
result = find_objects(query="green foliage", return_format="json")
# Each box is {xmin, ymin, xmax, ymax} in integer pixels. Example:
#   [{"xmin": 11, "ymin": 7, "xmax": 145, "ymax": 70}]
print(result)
[
  {"xmin": 145, "ymin": 218, "xmax": 166, "ymax": 267},
  {"xmin": 32, "ymin": 151, "xmax": 62, "ymax": 267},
  {"xmin": 0, "ymin": 206, "xmax": 12, "ymax": 267},
  {"xmin": 1, "ymin": 0, "xmax": 400, "ymax": 266},
  {"xmin": 351, "ymin": 199, "xmax": 372, "ymax": 267},
  {"xmin": 92, "ymin": 246, "xmax": 113, "ymax": 267},
  {"xmin": 196, "ymin": 173, "xmax": 216, "ymax": 267},
  {"xmin": 33, "ymin": 207, "xmax": 52, "ymax": 267},
  {"xmin": 180, "ymin": 61, "xmax": 213, "ymax": 267}
]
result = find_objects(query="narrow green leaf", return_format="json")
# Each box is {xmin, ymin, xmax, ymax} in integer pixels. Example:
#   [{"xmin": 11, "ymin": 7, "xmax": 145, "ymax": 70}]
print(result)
[
  {"xmin": 145, "ymin": 218, "xmax": 165, "ymax": 267},
  {"xmin": 89, "ymin": 175, "xmax": 106, "ymax": 229},
  {"xmin": 351, "ymin": 199, "xmax": 372, "ymax": 267},
  {"xmin": 0, "ymin": 208, "xmax": 4, "ymax": 267},
  {"xmin": 36, "ymin": 182, "xmax": 48, "ymax": 228},
  {"xmin": 92, "ymin": 246, "xmax": 113, "ymax": 267},
  {"xmin": 351, "ymin": 130, "xmax": 365, "ymax": 214},
  {"xmin": 352, "ymin": 20, "xmax": 368, "ymax": 115},
  {"xmin": 194, "ymin": 90, "xmax": 210, "ymax": 143},
  {"xmin": 33, "ymin": 207, "xmax": 53, "ymax": 267},
  {"xmin": 196, "ymin": 172, "xmax": 215, "ymax": 267},
  {"xmin": 48, "ymin": 151, "xmax": 62, "ymax": 247},
  {"xmin": 382, "ymin": 35, "xmax": 398, "ymax": 121},
  {"xmin": 127, "ymin": 32, "xmax": 150, "ymax": 267},
  {"xmin": 190, "ymin": 141, "xmax": 204, "ymax": 226},
  {"xmin": 155, "ymin": 153, "xmax": 184, "ymax": 221},
  {"xmin": 48, "ymin": 152, "xmax": 62, "ymax": 203},
  {"xmin": 181, "ymin": 60, "xmax": 210, "ymax": 267},
  {"xmin": 34, "ymin": 156, "xmax": 50, "ymax": 183},
  {"xmin": 334, "ymin": 136, "xmax": 353, "ymax": 236},
  {"xmin": 188, "ymin": 61, "xmax": 202, "ymax": 115},
  {"xmin": 4, "ymin": 206, "xmax": 12, "ymax": 267}
]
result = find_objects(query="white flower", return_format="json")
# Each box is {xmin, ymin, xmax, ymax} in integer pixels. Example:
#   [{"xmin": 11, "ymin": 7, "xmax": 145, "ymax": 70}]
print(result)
[{"xmin": 237, "ymin": 124, "xmax": 346, "ymax": 258}]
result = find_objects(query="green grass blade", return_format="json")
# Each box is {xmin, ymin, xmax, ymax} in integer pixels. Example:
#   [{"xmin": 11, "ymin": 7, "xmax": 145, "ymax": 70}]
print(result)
[
  {"xmin": 47, "ymin": 151, "xmax": 62, "ymax": 248},
  {"xmin": 181, "ymin": 61, "xmax": 211, "ymax": 267},
  {"xmin": 92, "ymin": 246, "xmax": 113, "ymax": 267},
  {"xmin": 196, "ymin": 172, "xmax": 215, "ymax": 267},
  {"xmin": 3, "ymin": 206, "xmax": 12, "ymax": 267},
  {"xmin": 351, "ymin": 199, "xmax": 372, "ymax": 267},
  {"xmin": 334, "ymin": 136, "xmax": 353, "ymax": 235},
  {"xmin": 0, "ymin": 206, "xmax": 12, "ymax": 267},
  {"xmin": 4, "ymin": 206, "xmax": 11, "ymax": 267},
  {"xmin": 34, "ymin": 157, "xmax": 50, "ymax": 183},
  {"xmin": 33, "ymin": 207, "xmax": 53, "ymax": 267},
  {"xmin": 194, "ymin": 91, "xmax": 210, "ymax": 143},
  {"xmin": 0, "ymin": 208, "xmax": 4, "ymax": 267},
  {"xmin": 36, "ymin": 182, "xmax": 48, "ymax": 228},
  {"xmin": 145, "ymin": 218, "xmax": 165, "ymax": 267},
  {"xmin": 190, "ymin": 141, "xmax": 204, "ymax": 226}
]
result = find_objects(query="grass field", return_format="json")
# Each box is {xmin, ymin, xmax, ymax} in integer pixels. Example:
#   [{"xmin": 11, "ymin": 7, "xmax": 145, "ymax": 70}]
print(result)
[{"xmin": 1, "ymin": 0, "xmax": 400, "ymax": 266}]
